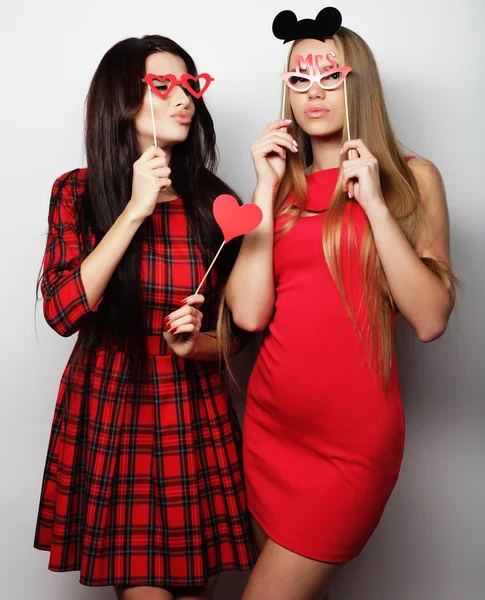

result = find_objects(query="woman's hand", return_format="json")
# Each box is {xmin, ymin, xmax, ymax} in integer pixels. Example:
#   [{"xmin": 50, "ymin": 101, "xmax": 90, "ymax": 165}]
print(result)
[
  {"xmin": 341, "ymin": 139, "xmax": 386, "ymax": 214},
  {"xmin": 250, "ymin": 119, "xmax": 298, "ymax": 191},
  {"xmin": 125, "ymin": 146, "xmax": 172, "ymax": 222},
  {"xmin": 163, "ymin": 294, "xmax": 205, "ymax": 359}
]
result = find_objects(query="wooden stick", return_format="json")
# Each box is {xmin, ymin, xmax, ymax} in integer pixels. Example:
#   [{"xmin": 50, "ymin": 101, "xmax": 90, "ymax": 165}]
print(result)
[
  {"xmin": 344, "ymin": 78, "xmax": 351, "ymax": 158},
  {"xmin": 194, "ymin": 240, "xmax": 225, "ymax": 295},
  {"xmin": 280, "ymin": 53, "xmax": 290, "ymax": 120},
  {"xmin": 343, "ymin": 78, "xmax": 355, "ymax": 198},
  {"xmin": 148, "ymin": 86, "xmax": 157, "ymax": 147},
  {"xmin": 281, "ymin": 74, "xmax": 288, "ymax": 120}
]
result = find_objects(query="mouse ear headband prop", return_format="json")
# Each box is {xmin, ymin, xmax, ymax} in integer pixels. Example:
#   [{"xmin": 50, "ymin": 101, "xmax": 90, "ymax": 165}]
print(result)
[
  {"xmin": 272, "ymin": 7, "xmax": 352, "ymax": 160},
  {"xmin": 272, "ymin": 7, "xmax": 342, "ymax": 43}
]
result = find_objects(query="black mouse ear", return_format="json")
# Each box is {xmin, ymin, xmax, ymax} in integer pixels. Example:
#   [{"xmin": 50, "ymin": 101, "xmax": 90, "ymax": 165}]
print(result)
[
  {"xmin": 272, "ymin": 10, "xmax": 298, "ymax": 43},
  {"xmin": 315, "ymin": 7, "xmax": 342, "ymax": 38}
]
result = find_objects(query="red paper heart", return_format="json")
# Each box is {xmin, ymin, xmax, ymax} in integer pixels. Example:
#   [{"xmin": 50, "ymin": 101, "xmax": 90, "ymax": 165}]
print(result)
[
  {"xmin": 181, "ymin": 73, "xmax": 214, "ymax": 99},
  {"xmin": 213, "ymin": 195, "xmax": 263, "ymax": 242},
  {"xmin": 145, "ymin": 74, "xmax": 177, "ymax": 99}
]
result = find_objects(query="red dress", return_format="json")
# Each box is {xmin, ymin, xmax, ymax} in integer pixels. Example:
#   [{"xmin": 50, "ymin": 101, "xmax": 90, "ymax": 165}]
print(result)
[
  {"xmin": 34, "ymin": 169, "xmax": 256, "ymax": 586},
  {"xmin": 244, "ymin": 167, "xmax": 405, "ymax": 562}
]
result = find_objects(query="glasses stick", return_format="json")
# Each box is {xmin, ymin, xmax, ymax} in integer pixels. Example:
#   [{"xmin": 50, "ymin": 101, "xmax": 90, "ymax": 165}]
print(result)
[
  {"xmin": 280, "ymin": 54, "xmax": 290, "ymax": 120},
  {"xmin": 148, "ymin": 86, "xmax": 157, "ymax": 147},
  {"xmin": 344, "ymin": 78, "xmax": 351, "ymax": 155}
]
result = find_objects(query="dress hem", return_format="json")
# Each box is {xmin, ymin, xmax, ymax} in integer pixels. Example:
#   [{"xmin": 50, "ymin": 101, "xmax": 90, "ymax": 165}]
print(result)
[
  {"xmin": 248, "ymin": 502, "xmax": 357, "ymax": 564},
  {"xmin": 34, "ymin": 545, "xmax": 255, "ymax": 587}
]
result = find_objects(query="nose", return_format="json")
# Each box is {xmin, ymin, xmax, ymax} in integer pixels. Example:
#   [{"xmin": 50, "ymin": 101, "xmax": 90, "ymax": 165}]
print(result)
[
  {"xmin": 171, "ymin": 84, "xmax": 191, "ymax": 107},
  {"xmin": 307, "ymin": 81, "xmax": 325, "ymax": 100}
]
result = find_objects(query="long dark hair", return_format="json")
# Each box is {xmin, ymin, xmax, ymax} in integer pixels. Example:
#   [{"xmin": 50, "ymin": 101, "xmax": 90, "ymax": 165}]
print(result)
[{"xmin": 58, "ymin": 35, "xmax": 239, "ymax": 371}]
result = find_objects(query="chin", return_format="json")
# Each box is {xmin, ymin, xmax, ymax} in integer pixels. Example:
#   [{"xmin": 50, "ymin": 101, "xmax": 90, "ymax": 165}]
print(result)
[
  {"xmin": 301, "ymin": 121, "xmax": 342, "ymax": 139},
  {"xmin": 167, "ymin": 124, "xmax": 191, "ymax": 143},
  {"xmin": 160, "ymin": 131, "xmax": 191, "ymax": 148}
]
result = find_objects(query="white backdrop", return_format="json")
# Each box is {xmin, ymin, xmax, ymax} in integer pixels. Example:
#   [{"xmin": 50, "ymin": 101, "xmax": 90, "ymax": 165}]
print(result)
[{"xmin": 1, "ymin": 1, "xmax": 484, "ymax": 599}]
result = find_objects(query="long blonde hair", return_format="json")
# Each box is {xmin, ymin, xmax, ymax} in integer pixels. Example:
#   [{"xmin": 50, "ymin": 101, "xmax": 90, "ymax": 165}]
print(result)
[{"xmin": 218, "ymin": 26, "xmax": 456, "ymax": 387}]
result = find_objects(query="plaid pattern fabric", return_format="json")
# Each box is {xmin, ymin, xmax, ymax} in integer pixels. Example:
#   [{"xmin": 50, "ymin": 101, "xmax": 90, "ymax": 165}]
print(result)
[{"xmin": 34, "ymin": 169, "xmax": 256, "ymax": 587}]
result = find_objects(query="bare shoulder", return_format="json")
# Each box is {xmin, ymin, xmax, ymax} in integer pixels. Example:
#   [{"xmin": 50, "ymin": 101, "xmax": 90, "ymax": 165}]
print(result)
[
  {"xmin": 407, "ymin": 157, "xmax": 445, "ymax": 204},
  {"xmin": 407, "ymin": 157, "xmax": 450, "ymax": 256}
]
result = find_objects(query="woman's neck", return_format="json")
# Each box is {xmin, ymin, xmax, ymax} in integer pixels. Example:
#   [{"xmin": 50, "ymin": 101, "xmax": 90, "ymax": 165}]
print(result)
[{"xmin": 309, "ymin": 133, "xmax": 342, "ymax": 173}]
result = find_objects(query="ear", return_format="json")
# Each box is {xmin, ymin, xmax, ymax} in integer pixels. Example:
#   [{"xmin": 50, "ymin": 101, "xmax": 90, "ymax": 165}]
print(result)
[
  {"xmin": 272, "ymin": 10, "xmax": 298, "ymax": 43},
  {"xmin": 315, "ymin": 7, "xmax": 342, "ymax": 38}
]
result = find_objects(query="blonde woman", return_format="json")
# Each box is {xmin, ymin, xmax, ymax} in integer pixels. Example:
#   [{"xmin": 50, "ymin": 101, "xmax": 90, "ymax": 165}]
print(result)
[{"xmin": 220, "ymin": 10, "xmax": 456, "ymax": 600}]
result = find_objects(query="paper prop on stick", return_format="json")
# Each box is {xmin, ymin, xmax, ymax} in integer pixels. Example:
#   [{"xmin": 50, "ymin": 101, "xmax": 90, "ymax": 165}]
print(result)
[
  {"xmin": 141, "ymin": 71, "xmax": 215, "ymax": 146},
  {"xmin": 272, "ymin": 7, "xmax": 342, "ymax": 43},
  {"xmin": 195, "ymin": 195, "xmax": 263, "ymax": 295},
  {"xmin": 281, "ymin": 52, "xmax": 351, "ymax": 92},
  {"xmin": 280, "ymin": 51, "xmax": 352, "ymax": 155}
]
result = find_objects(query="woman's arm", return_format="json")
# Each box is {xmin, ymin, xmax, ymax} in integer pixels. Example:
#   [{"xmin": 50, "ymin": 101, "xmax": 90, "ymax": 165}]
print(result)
[
  {"xmin": 368, "ymin": 158, "xmax": 454, "ymax": 341},
  {"xmin": 225, "ymin": 186, "xmax": 276, "ymax": 332},
  {"xmin": 80, "ymin": 208, "xmax": 143, "ymax": 309},
  {"xmin": 81, "ymin": 146, "xmax": 172, "ymax": 308},
  {"xmin": 341, "ymin": 141, "xmax": 455, "ymax": 342},
  {"xmin": 225, "ymin": 119, "xmax": 298, "ymax": 332},
  {"xmin": 42, "ymin": 147, "xmax": 171, "ymax": 336}
]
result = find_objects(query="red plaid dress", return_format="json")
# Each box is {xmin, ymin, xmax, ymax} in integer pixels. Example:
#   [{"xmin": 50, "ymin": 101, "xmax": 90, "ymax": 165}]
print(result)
[{"xmin": 34, "ymin": 169, "xmax": 256, "ymax": 587}]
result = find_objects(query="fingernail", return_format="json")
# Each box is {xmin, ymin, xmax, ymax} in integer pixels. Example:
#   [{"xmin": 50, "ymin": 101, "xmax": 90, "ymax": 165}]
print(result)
[
  {"xmin": 285, "ymin": 119, "xmax": 292, "ymax": 123},
  {"xmin": 180, "ymin": 299, "xmax": 188, "ymax": 305},
  {"xmin": 293, "ymin": 141, "xmax": 298, "ymax": 147},
  {"xmin": 164, "ymin": 316, "xmax": 170, "ymax": 323},
  {"xmin": 171, "ymin": 328, "xmax": 178, "ymax": 335},
  {"xmin": 348, "ymin": 191, "xmax": 352, "ymax": 199},
  {"xmin": 164, "ymin": 324, "xmax": 171, "ymax": 332}
]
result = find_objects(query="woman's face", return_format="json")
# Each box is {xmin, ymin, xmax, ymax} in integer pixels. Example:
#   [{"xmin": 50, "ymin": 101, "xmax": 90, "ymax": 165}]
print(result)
[
  {"xmin": 288, "ymin": 38, "xmax": 346, "ymax": 139},
  {"xmin": 136, "ymin": 52, "xmax": 195, "ymax": 150}
]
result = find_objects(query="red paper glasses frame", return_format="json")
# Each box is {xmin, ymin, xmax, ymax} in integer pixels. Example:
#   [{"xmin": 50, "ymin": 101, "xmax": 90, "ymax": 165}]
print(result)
[
  {"xmin": 281, "ymin": 53, "xmax": 352, "ymax": 92},
  {"xmin": 141, "ymin": 73, "xmax": 214, "ymax": 100}
]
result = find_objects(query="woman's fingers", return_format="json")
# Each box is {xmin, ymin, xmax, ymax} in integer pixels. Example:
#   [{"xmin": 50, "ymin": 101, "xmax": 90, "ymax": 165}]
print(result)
[
  {"xmin": 348, "ymin": 179, "xmax": 354, "ymax": 199},
  {"xmin": 152, "ymin": 167, "xmax": 171, "ymax": 179},
  {"xmin": 165, "ymin": 313, "xmax": 202, "ymax": 335},
  {"xmin": 165, "ymin": 305, "xmax": 202, "ymax": 324},
  {"xmin": 342, "ymin": 157, "xmax": 379, "ymax": 175},
  {"xmin": 259, "ymin": 131, "xmax": 298, "ymax": 149},
  {"xmin": 341, "ymin": 139, "xmax": 373, "ymax": 159},
  {"xmin": 181, "ymin": 293, "xmax": 205, "ymax": 308},
  {"xmin": 165, "ymin": 294, "xmax": 205, "ymax": 331},
  {"xmin": 145, "ymin": 157, "xmax": 168, "ymax": 170},
  {"xmin": 252, "ymin": 136, "xmax": 297, "ymax": 156},
  {"xmin": 264, "ymin": 119, "xmax": 293, "ymax": 134},
  {"xmin": 138, "ymin": 145, "xmax": 167, "ymax": 163},
  {"xmin": 168, "ymin": 323, "xmax": 199, "ymax": 336}
]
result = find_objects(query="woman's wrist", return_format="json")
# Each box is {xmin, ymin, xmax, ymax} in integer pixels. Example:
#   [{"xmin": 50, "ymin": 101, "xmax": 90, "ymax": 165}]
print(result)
[
  {"xmin": 254, "ymin": 183, "xmax": 278, "ymax": 199},
  {"xmin": 122, "ymin": 200, "xmax": 147, "ymax": 228},
  {"xmin": 365, "ymin": 197, "xmax": 390, "ymax": 223},
  {"xmin": 186, "ymin": 333, "xmax": 218, "ymax": 361}
]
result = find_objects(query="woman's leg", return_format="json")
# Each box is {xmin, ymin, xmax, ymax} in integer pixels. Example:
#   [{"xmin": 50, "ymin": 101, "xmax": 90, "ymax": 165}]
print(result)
[
  {"xmin": 114, "ymin": 585, "xmax": 175, "ymax": 600},
  {"xmin": 114, "ymin": 576, "xmax": 218, "ymax": 600},
  {"xmin": 172, "ymin": 575, "xmax": 218, "ymax": 600},
  {"xmin": 244, "ymin": 516, "xmax": 344, "ymax": 600},
  {"xmin": 250, "ymin": 512, "xmax": 269, "ymax": 553}
]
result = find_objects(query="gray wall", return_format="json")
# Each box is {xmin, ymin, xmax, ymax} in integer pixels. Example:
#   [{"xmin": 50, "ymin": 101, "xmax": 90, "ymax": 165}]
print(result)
[{"xmin": 1, "ymin": 0, "xmax": 483, "ymax": 599}]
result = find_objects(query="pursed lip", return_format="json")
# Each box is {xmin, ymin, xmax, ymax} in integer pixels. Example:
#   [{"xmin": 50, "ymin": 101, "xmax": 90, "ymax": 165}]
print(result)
[
  {"xmin": 170, "ymin": 110, "xmax": 193, "ymax": 124},
  {"xmin": 304, "ymin": 106, "xmax": 330, "ymax": 118}
]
